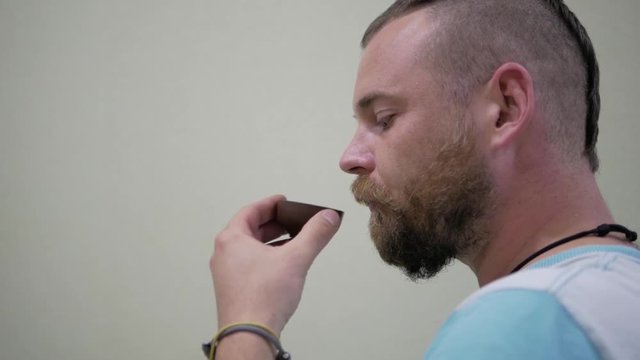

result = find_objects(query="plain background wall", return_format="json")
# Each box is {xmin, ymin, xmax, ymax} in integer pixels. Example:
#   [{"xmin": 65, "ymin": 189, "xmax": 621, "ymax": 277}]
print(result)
[{"xmin": 1, "ymin": 1, "xmax": 638, "ymax": 359}]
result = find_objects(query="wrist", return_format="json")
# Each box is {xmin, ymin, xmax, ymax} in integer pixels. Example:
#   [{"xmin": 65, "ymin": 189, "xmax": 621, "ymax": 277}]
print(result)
[
  {"xmin": 217, "ymin": 315, "xmax": 285, "ymax": 336},
  {"xmin": 204, "ymin": 322, "xmax": 291, "ymax": 360},
  {"xmin": 215, "ymin": 332, "xmax": 275, "ymax": 360}
]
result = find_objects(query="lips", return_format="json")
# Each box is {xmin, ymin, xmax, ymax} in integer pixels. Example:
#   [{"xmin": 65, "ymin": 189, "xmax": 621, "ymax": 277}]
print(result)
[{"xmin": 352, "ymin": 193, "xmax": 369, "ymax": 206}]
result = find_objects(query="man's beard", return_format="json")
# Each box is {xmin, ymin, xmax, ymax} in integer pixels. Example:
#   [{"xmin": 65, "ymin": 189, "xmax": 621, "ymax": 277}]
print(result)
[{"xmin": 351, "ymin": 126, "xmax": 495, "ymax": 280}]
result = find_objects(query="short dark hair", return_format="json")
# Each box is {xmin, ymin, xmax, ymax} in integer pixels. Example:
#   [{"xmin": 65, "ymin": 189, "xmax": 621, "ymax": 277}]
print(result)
[{"xmin": 362, "ymin": 0, "xmax": 600, "ymax": 171}]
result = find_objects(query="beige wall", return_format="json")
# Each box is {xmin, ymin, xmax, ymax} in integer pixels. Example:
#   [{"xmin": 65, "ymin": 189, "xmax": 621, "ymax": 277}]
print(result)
[{"xmin": 1, "ymin": 1, "xmax": 638, "ymax": 359}]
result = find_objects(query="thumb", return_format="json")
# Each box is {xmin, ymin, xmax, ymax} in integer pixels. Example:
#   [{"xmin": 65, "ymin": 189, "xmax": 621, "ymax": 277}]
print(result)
[{"xmin": 289, "ymin": 209, "xmax": 342, "ymax": 268}]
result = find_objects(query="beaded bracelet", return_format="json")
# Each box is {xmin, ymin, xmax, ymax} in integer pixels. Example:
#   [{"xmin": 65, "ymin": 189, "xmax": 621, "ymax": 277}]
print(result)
[{"xmin": 202, "ymin": 322, "xmax": 291, "ymax": 360}]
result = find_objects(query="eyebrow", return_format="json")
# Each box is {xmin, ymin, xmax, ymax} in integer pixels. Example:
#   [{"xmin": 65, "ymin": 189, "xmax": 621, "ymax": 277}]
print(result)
[{"xmin": 355, "ymin": 91, "xmax": 397, "ymax": 113}]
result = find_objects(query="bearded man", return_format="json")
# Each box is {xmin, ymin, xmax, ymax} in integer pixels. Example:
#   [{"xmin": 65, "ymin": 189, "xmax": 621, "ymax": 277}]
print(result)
[{"xmin": 207, "ymin": 1, "xmax": 640, "ymax": 359}]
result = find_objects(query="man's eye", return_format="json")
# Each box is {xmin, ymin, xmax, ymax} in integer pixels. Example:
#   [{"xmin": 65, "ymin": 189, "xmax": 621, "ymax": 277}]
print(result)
[{"xmin": 377, "ymin": 114, "xmax": 395, "ymax": 130}]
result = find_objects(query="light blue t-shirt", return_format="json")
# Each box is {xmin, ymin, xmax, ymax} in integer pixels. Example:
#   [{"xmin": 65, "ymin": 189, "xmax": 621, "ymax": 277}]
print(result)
[{"xmin": 424, "ymin": 245, "xmax": 640, "ymax": 360}]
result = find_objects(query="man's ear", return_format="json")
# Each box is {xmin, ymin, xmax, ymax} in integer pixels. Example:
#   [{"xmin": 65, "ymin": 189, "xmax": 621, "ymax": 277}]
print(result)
[{"xmin": 481, "ymin": 62, "xmax": 535, "ymax": 149}]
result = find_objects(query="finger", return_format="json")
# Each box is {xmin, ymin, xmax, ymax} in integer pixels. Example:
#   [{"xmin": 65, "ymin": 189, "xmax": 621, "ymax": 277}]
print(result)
[
  {"xmin": 289, "ymin": 209, "xmax": 342, "ymax": 268},
  {"xmin": 258, "ymin": 221, "xmax": 288, "ymax": 242},
  {"xmin": 229, "ymin": 194, "xmax": 286, "ymax": 235}
]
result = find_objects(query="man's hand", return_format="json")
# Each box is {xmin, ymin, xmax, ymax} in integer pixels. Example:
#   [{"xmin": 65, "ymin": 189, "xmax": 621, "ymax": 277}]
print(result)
[{"xmin": 211, "ymin": 194, "xmax": 342, "ymax": 335}]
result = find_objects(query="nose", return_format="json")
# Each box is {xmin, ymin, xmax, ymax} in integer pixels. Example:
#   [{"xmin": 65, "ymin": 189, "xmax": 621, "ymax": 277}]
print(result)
[{"xmin": 339, "ymin": 132, "xmax": 375, "ymax": 175}]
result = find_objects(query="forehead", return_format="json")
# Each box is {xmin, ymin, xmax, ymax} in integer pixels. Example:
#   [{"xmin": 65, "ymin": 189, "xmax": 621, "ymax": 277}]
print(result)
[{"xmin": 353, "ymin": 9, "xmax": 441, "ymax": 110}]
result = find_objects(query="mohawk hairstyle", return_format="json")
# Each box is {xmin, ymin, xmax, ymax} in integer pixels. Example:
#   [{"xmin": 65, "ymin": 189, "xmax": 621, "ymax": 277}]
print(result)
[{"xmin": 362, "ymin": 0, "xmax": 600, "ymax": 171}]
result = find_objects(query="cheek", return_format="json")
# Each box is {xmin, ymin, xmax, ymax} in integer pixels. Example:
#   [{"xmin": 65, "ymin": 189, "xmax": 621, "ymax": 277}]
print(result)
[
  {"xmin": 375, "ymin": 141, "xmax": 426, "ymax": 198},
  {"xmin": 373, "ymin": 113, "xmax": 446, "ymax": 197}
]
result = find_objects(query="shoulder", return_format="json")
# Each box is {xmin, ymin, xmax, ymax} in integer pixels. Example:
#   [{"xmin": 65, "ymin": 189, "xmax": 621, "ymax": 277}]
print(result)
[
  {"xmin": 462, "ymin": 247, "xmax": 640, "ymax": 310},
  {"xmin": 424, "ymin": 248, "xmax": 640, "ymax": 360},
  {"xmin": 424, "ymin": 287, "xmax": 599, "ymax": 360}
]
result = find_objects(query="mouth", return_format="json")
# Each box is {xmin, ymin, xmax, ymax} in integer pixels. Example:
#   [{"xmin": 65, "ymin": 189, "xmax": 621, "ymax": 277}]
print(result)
[
  {"xmin": 353, "ymin": 195, "xmax": 374, "ymax": 209},
  {"xmin": 356, "ymin": 198, "xmax": 382, "ymax": 215}
]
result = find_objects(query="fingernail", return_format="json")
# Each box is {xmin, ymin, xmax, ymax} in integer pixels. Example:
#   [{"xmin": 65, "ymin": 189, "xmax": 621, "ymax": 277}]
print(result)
[{"xmin": 322, "ymin": 210, "xmax": 341, "ymax": 226}]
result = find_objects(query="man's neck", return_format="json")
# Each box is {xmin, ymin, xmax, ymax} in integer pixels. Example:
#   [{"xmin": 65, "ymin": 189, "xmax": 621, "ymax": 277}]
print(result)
[{"xmin": 465, "ymin": 163, "xmax": 616, "ymax": 286}]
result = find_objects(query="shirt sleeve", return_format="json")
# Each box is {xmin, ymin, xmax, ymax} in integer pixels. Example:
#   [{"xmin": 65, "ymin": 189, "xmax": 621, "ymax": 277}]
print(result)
[{"xmin": 423, "ymin": 289, "xmax": 600, "ymax": 360}]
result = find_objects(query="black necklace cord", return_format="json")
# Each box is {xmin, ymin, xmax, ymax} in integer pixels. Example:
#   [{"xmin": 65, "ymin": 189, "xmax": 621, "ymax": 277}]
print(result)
[{"xmin": 510, "ymin": 224, "xmax": 637, "ymax": 274}]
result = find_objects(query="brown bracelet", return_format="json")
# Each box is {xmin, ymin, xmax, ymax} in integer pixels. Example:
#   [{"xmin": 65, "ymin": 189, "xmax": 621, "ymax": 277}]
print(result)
[{"xmin": 202, "ymin": 323, "xmax": 291, "ymax": 360}]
